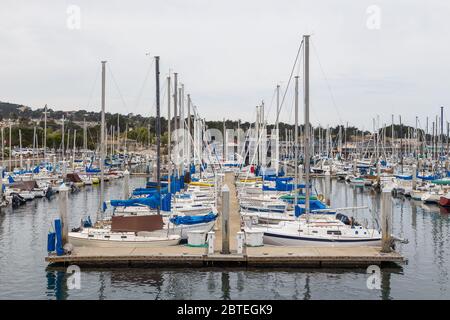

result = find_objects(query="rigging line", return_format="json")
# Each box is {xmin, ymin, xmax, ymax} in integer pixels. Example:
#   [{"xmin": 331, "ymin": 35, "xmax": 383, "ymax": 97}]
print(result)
[
  {"xmin": 134, "ymin": 59, "xmax": 155, "ymax": 110},
  {"xmin": 311, "ymin": 39, "xmax": 343, "ymax": 125},
  {"xmin": 286, "ymin": 42, "xmax": 304, "ymax": 125},
  {"xmin": 278, "ymin": 39, "xmax": 304, "ymax": 120},
  {"xmin": 107, "ymin": 64, "xmax": 129, "ymax": 110},
  {"xmin": 262, "ymin": 86, "xmax": 278, "ymax": 125},
  {"xmin": 85, "ymin": 64, "xmax": 101, "ymax": 109}
]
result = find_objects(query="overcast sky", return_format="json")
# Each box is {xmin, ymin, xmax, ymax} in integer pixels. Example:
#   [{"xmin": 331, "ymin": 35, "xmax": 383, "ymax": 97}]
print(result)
[{"xmin": 1, "ymin": 0, "xmax": 449, "ymax": 130}]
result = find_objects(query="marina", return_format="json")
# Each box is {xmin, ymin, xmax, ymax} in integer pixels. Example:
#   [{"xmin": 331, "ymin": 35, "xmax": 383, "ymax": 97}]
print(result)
[
  {"xmin": 45, "ymin": 173, "xmax": 405, "ymax": 268},
  {"xmin": 2, "ymin": 1, "xmax": 450, "ymax": 302}
]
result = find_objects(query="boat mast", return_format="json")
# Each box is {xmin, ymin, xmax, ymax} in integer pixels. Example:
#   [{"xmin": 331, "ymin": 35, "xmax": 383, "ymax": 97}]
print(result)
[
  {"xmin": 44, "ymin": 104, "xmax": 47, "ymax": 161},
  {"xmin": 304, "ymin": 35, "xmax": 311, "ymax": 216},
  {"xmin": 294, "ymin": 75, "xmax": 299, "ymax": 207},
  {"xmin": 98, "ymin": 61, "xmax": 106, "ymax": 219},
  {"xmin": 61, "ymin": 115, "xmax": 65, "ymax": 162},
  {"xmin": 155, "ymin": 56, "xmax": 161, "ymax": 215},
  {"xmin": 441, "ymin": 106, "xmax": 444, "ymax": 158},
  {"xmin": 167, "ymin": 75, "xmax": 171, "ymax": 194}
]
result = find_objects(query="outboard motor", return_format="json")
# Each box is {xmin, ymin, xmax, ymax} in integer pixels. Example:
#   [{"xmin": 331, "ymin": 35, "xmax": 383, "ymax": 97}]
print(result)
[
  {"xmin": 11, "ymin": 193, "xmax": 26, "ymax": 208},
  {"xmin": 45, "ymin": 186, "xmax": 54, "ymax": 199}
]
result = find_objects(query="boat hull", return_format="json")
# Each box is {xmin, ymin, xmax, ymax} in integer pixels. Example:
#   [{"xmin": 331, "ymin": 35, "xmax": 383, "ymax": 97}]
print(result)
[
  {"xmin": 68, "ymin": 234, "xmax": 180, "ymax": 248},
  {"xmin": 439, "ymin": 196, "xmax": 450, "ymax": 207},
  {"xmin": 263, "ymin": 232, "xmax": 381, "ymax": 247}
]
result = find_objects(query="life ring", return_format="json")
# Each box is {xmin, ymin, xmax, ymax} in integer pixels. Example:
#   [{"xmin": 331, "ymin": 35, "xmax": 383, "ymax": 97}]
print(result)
[{"xmin": 317, "ymin": 194, "xmax": 324, "ymax": 201}]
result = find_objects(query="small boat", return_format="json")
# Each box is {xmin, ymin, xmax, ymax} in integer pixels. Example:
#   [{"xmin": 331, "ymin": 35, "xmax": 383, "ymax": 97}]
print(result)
[
  {"xmin": 262, "ymin": 214, "xmax": 381, "ymax": 247},
  {"xmin": 439, "ymin": 193, "xmax": 450, "ymax": 207},
  {"xmin": 69, "ymin": 215, "xmax": 181, "ymax": 248},
  {"xmin": 421, "ymin": 192, "xmax": 441, "ymax": 204}
]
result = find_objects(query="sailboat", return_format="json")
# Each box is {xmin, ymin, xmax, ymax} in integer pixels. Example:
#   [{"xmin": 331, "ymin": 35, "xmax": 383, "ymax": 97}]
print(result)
[
  {"xmin": 261, "ymin": 35, "xmax": 381, "ymax": 246},
  {"xmin": 68, "ymin": 58, "xmax": 181, "ymax": 248}
]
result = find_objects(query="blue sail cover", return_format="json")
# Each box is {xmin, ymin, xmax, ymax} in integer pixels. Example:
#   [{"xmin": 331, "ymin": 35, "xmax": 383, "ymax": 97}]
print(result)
[
  {"xmin": 169, "ymin": 213, "xmax": 217, "ymax": 225},
  {"xmin": 395, "ymin": 174, "xmax": 412, "ymax": 180},
  {"xmin": 146, "ymin": 181, "xmax": 168, "ymax": 188},
  {"xmin": 161, "ymin": 193, "xmax": 171, "ymax": 211},
  {"xmin": 110, "ymin": 194, "xmax": 161, "ymax": 208},
  {"xmin": 8, "ymin": 175, "xmax": 14, "ymax": 183},
  {"xmin": 418, "ymin": 174, "xmax": 439, "ymax": 181},
  {"xmin": 275, "ymin": 179, "xmax": 311, "ymax": 191},
  {"xmin": 32, "ymin": 166, "xmax": 40, "ymax": 174},
  {"xmin": 294, "ymin": 203, "xmax": 335, "ymax": 217},
  {"xmin": 86, "ymin": 166, "xmax": 101, "ymax": 173},
  {"xmin": 132, "ymin": 187, "xmax": 168, "ymax": 196},
  {"xmin": 264, "ymin": 176, "xmax": 293, "ymax": 182}
]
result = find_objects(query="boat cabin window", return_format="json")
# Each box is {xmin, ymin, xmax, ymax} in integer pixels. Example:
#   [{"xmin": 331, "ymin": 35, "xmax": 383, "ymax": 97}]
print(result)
[
  {"xmin": 327, "ymin": 230, "xmax": 342, "ymax": 235},
  {"xmin": 121, "ymin": 235, "xmax": 127, "ymax": 239}
]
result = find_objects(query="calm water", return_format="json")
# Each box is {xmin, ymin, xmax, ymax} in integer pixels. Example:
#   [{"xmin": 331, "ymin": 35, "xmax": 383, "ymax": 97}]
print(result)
[{"xmin": 1, "ymin": 176, "xmax": 449, "ymax": 299}]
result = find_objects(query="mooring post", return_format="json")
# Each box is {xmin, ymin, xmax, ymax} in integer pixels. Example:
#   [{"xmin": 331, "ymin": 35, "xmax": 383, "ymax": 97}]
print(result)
[
  {"xmin": 412, "ymin": 164, "xmax": 417, "ymax": 190},
  {"xmin": 221, "ymin": 184, "xmax": 230, "ymax": 254},
  {"xmin": 236, "ymin": 231, "xmax": 244, "ymax": 254},
  {"xmin": 0, "ymin": 167, "xmax": 3, "ymax": 201},
  {"xmin": 376, "ymin": 159, "xmax": 381, "ymax": 182},
  {"xmin": 123, "ymin": 168, "xmax": 130, "ymax": 199},
  {"xmin": 381, "ymin": 188, "xmax": 393, "ymax": 253},
  {"xmin": 353, "ymin": 158, "xmax": 357, "ymax": 175},
  {"xmin": 62, "ymin": 160, "xmax": 67, "ymax": 182},
  {"xmin": 325, "ymin": 170, "xmax": 331, "ymax": 206},
  {"xmin": 152, "ymin": 162, "xmax": 157, "ymax": 182},
  {"xmin": 207, "ymin": 231, "xmax": 215, "ymax": 255},
  {"xmin": 59, "ymin": 183, "xmax": 70, "ymax": 245}
]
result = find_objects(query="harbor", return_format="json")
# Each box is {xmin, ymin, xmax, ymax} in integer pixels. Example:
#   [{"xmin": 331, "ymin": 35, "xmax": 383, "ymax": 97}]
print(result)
[
  {"xmin": 2, "ymin": 1, "xmax": 450, "ymax": 302},
  {"xmin": 0, "ymin": 174, "xmax": 444, "ymax": 299}
]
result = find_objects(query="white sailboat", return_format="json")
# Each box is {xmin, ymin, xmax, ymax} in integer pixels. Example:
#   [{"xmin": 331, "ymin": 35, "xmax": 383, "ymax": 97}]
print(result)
[
  {"xmin": 260, "ymin": 35, "xmax": 381, "ymax": 247},
  {"xmin": 68, "ymin": 58, "xmax": 181, "ymax": 248}
]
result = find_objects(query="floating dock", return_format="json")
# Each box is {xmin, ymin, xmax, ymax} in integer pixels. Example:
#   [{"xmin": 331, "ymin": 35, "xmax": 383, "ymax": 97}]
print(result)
[{"xmin": 46, "ymin": 173, "xmax": 406, "ymax": 268}]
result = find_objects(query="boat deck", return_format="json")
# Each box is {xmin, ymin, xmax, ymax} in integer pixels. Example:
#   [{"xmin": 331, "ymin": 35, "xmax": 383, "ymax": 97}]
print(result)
[{"xmin": 46, "ymin": 172, "xmax": 406, "ymax": 268}]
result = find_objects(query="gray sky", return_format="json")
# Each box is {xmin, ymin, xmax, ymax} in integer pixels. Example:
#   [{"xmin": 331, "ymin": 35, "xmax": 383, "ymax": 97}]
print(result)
[{"xmin": 1, "ymin": 0, "xmax": 449, "ymax": 130}]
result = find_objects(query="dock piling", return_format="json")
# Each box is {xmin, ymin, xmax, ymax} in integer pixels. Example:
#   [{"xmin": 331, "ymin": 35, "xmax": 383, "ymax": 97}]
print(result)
[
  {"xmin": 221, "ymin": 184, "xmax": 230, "ymax": 254},
  {"xmin": 59, "ymin": 183, "xmax": 70, "ymax": 245},
  {"xmin": 381, "ymin": 188, "xmax": 393, "ymax": 253},
  {"xmin": 207, "ymin": 231, "xmax": 215, "ymax": 254},
  {"xmin": 0, "ymin": 167, "xmax": 3, "ymax": 200},
  {"xmin": 236, "ymin": 231, "xmax": 244, "ymax": 254},
  {"xmin": 412, "ymin": 164, "xmax": 417, "ymax": 190},
  {"xmin": 324, "ymin": 172, "xmax": 331, "ymax": 206},
  {"xmin": 123, "ymin": 169, "xmax": 130, "ymax": 199}
]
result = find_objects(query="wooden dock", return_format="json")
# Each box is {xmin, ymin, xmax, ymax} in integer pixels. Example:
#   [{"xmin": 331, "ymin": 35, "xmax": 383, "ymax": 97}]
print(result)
[{"xmin": 46, "ymin": 172, "xmax": 406, "ymax": 268}]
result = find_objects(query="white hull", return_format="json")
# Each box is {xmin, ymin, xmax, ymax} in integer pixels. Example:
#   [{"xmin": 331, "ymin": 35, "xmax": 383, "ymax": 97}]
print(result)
[
  {"xmin": 263, "ymin": 233, "xmax": 381, "ymax": 247},
  {"xmin": 68, "ymin": 233, "xmax": 180, "ymax": 248}
]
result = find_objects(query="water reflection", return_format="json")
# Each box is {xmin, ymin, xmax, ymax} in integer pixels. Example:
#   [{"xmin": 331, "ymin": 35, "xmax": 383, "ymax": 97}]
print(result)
[{"xmin": 46, "ymin": 270, "xmax": 68, "ymax": 300}]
